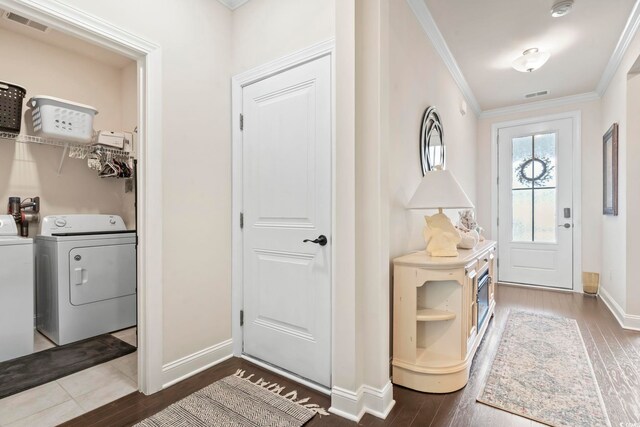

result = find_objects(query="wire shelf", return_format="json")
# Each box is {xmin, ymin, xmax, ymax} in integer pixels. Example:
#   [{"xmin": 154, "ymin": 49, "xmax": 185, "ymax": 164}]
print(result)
[{"xmin": 0, "ymin": 131, "xmax": 133, "ymax": 159}]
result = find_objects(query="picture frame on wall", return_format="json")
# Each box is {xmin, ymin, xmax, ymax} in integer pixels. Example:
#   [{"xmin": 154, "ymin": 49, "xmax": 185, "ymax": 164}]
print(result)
[{"xmin": 603, "ymin": 123, "xmax": 618, "ymax": 216}]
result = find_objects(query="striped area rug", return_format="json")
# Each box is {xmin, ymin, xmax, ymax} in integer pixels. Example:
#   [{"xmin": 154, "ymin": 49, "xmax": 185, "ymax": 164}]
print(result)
[{"xmin": 135, "ymin": 370, "xmax": 329, "ymax": 426}]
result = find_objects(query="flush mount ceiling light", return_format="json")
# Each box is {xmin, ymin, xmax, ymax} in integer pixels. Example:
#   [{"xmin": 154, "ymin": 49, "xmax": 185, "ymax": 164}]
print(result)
[
  {"xmin": 512, "ymin": 48, "xmax": 551, "ymax": 72},
  {"xmin": 551, "ymin": 0, "xmax": 574, "ymax": 17}
]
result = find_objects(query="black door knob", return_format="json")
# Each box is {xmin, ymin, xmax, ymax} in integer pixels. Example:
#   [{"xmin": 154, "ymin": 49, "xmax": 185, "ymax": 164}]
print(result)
[{"xmin": 303, "ymin": 235, "xmax": 328, "ymax": 246}]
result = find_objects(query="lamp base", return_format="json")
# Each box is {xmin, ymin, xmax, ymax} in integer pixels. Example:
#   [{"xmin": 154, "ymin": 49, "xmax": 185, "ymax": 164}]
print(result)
[{"xmin": 423, "ymin": 212, "xmax": 462, "ymax": 257}]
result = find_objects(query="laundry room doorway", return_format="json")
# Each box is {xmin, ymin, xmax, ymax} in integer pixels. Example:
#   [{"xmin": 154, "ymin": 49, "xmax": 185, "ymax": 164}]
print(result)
[
  {"xmin": 232, "ymin": 42, "xmax": 335, "ymax": 393},
  {"xmin": 0, "ymin": 0, "xmax": 163, "ymax": 406}
]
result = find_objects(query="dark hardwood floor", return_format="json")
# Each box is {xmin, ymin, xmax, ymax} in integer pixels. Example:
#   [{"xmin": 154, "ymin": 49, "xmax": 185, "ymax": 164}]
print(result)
[{"xmin": 62, "ymin": 285, "xmax": 640, "ymax": 426}]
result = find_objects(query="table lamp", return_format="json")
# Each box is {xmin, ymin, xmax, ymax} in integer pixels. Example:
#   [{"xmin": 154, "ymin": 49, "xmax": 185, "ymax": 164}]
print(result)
[{"xmin": 408, "ymin": 166, "xmax": 474, "ymax": 257}]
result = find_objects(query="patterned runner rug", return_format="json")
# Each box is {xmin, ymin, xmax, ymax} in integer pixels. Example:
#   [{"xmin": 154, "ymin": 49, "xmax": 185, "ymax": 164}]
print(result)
[
  {"xmin": 136, "ymin": 370, "xmax": 329, "ymax": 426},
  {"xmin": 478, "ymin": 310, "xmax": 610, "ymax": 427}
]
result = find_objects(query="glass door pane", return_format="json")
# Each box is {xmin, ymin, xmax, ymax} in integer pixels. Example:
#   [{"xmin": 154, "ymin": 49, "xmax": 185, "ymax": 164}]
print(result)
[{"xmin": 511, "ymin": 133, "xmax": 557, "ymax": 243}]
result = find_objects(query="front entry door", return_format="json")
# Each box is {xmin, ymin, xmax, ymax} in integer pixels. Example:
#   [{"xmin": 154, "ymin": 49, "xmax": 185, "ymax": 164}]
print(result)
[
  {"xmin": 497, "ymin": 118, "xmax": 574, "ymax": 289},
  {"xmin": 242, "ymin": 55, "xmax": 331, "ymax": 387}
]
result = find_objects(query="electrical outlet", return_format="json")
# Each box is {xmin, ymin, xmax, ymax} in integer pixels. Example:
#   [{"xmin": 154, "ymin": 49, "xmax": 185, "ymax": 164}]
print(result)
[{"xmin": 124, "ymin": 178, "xmax": 134, "ymax": 193}]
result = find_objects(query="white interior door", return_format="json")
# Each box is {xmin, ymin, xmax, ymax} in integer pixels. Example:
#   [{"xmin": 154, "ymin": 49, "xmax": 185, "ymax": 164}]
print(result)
[
  {"xmin": 242, "ymin": 55, "xmax": 331, "ymax": 387},
  {"xmin": 497, "ymin": 118, "xmax": 573, "ymax": 289}
]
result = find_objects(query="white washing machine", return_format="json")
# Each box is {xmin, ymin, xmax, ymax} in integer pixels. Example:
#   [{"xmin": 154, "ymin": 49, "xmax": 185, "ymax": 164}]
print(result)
[
  {"xmin": 0, "ymin": 215, "xmax": 34, "ymax": 362},
  {"xmin": 36, "ymin": 214, "xmax": 136, "ymax": 345}
]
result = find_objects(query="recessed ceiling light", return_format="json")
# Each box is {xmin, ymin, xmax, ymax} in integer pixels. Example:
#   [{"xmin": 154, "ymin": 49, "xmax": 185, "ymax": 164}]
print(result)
[
  {"xmin": 512, "ymin": 48, "xmax": 551, "ymax": 73},
  {"xmin": 551, "ymin": 0, "xmax": 574, "ymax": 18}
]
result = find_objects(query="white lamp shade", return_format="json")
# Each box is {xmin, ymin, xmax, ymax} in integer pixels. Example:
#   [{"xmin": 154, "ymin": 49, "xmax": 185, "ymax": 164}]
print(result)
[{"xmin": 408, "ymin": 168, "xmax": 474, "ymax": 209}]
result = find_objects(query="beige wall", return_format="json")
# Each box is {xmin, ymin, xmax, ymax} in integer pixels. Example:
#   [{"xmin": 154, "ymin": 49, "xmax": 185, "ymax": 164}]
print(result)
[
  {"xmin": 60, "ymin": 0, "xmax": 234, "ymax": 364},
  {"xmin": 626, "ymin": 73, "xmax": 640, "ymax": 316},
  {"xmin": 600, "ymin": 26, "xmax": 640, "ymax": 317},
  {"xmin": 476, "ymin": 100, "xmax": 603, "ymax": 282},
  {"xmin": 120, "ymin": 62, "xmax": 138, "ymax": 229},
  {"xmin": 0, "ymin": 27, "xmax": 135, "ymax": 235},
  {"xmin": 389, "ymin": 0, "xmax": 478, "ymax": 260},
  {"xmin": 61, "ymin": 0, "xmax": 339, "ymax": 367},
  {"xmin": 231, "ymin": 0, "xmax": 335, "ymax": 74}
]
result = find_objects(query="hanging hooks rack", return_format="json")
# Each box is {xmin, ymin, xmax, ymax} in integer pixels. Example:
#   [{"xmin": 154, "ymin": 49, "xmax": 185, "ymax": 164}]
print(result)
[{"xmin": 0, "ymin": 131, "xmax": 133, "ymax": 174}]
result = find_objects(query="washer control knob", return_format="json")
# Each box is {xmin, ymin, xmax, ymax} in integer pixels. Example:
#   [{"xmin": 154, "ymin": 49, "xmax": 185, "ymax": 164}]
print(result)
[
  {"xmin": 55, "ymin": 219, "xmax": 67, "ymax": 227},
  {"xmin": 109, "ymin": 218, "xmax": 116, "ymax": 225}
]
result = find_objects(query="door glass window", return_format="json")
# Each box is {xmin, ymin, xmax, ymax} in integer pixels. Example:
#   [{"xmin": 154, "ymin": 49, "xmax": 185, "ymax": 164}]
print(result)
[{"xmin": 511, "ymin": 133, "xmax": 557, "ymax": 243}]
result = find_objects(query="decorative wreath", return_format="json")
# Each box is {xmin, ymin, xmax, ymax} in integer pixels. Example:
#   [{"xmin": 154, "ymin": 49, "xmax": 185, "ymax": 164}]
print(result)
[{"xmin": 515, "ymin": 156, "xmax": 555, "ymax": 186}]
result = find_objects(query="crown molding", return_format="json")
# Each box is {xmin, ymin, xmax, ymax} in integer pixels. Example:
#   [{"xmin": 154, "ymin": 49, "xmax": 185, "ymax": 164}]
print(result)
[
  {"xmin": 596, "ymin": 0, "xmax": 640, "ymax": 96},
  {"xmin": 480, "ymin": 91, "xmax": 600, "ymax": 119},
  {"xmin": 405, "ymin": 0, "xmax": 482, "ymax": 117},
  {"xmin": 217, "ymin": 0, "xmax": 250, "ymax": 10}
]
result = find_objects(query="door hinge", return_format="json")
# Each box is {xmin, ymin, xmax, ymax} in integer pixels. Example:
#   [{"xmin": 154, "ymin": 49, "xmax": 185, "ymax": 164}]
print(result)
[
  {"xmin": 240, "ymin": 310, "xmax": 244, "ymax": 326},
  {"xmin": 240, "ymin": 212, "xmax": 244, "ymax": 229},
  {"xmin": 240, "ymin": 114, "xmax": 244, "ymax": 130}
]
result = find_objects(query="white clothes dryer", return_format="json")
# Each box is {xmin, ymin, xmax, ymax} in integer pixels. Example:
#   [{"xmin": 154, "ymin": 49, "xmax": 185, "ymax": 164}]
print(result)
[
  {"xmin": 0, "ymin": 215, "xmax": 34, "ymax": 362},
  {"xmin": 35, "ymin": 215, "xmax": 136, "ymax": 345}
]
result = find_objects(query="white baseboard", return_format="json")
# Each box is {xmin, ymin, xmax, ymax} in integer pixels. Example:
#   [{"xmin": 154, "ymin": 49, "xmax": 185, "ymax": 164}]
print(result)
[
  {"xmin": 599, "ymin": 287, "xmax": 640, "ymax": 332},
  {"xmin": 162, "ymin": 339, "xmax": 233, "ymax": 388},
  {"xmin": 329, "ymin": 381, "xmax": 395, "ymax": 422}
]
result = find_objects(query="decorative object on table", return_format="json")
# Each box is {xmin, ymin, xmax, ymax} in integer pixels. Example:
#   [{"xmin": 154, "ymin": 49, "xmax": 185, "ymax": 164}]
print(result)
[
  {"xmin": 0, "ymin": 334, "xmax": 135, "ymax": 400},
  {"xmin": 408, "ymin": 166, "xmax": 474, "ymax": 257},
  {"xmin": 457, "ymin": 209, "xmax": 484, "ymax": 249},
  {"xmin": 423, "ymin": 214, "xmax": 461, "ymax": 256},
  {"xmin": 457, "ymin": 227, "xmax": 479, "ymax": 249},
  {"xmin": 478, "ymin": 310, "xmax": 610, "ymax": 427},
  {"xmin": 0, "ymin": 81, "xmax": 26, "ymax": 133},
  {"xmin": 603, "ymin": 123, "xmax": 618, "ymax": 215},
  {"xmin": 420, "ymin": 106, "xmax": 445, "ymax": 175},
  {"xmin": 28, "ymin": 95, "xmax": 98, "ymax": 143},
  {"xmin": 135, "ymin": 369, "xmax": 328, "ymax": 427}
]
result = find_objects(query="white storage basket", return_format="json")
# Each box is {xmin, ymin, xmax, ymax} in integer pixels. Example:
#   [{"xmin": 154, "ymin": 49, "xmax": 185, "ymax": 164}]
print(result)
[{"xmin": 28, "ymin": 96, "xmax": 98, "ymax": 143}]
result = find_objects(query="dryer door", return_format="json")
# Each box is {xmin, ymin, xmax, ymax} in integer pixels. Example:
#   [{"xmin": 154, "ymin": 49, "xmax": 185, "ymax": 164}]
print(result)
[{"xmin": 69, "ymin": 244, "xmax": 136, "ymax": 306}]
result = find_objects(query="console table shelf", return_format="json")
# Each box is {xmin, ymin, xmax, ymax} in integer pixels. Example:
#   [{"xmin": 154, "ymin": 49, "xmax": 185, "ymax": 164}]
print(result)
[
  {"xmin": 392, "ymin": 240, "xmax": 497, "ymax": 393},
  {"xmin": 416, "ymin": 309, "xmax": 456, "ymax": 322}
]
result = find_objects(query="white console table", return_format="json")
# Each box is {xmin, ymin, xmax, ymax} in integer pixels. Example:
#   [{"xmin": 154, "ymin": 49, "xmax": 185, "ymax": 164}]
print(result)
[{"xmin": 392, "ymin": 240, "xmax": 496, "ymax": 393}]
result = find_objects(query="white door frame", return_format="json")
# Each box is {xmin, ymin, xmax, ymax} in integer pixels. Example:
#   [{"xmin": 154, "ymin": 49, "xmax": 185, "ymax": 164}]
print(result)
[
  {"xmin": 0, "ymin": 0, "xmax": 165, "ymax": 393},
  {"xmin": 231, "ymin": 39, "xmax": 335, "ymax": 394},
  {"xmin": 490, "ymin": 111, "xmax": 582, "ymax": 292}
]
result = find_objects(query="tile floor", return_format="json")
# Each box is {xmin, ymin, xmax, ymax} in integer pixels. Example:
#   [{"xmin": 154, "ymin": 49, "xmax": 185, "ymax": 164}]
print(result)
[{"xmin": 0, "ymin": 328, "xmax": 137, "ymax": 427}]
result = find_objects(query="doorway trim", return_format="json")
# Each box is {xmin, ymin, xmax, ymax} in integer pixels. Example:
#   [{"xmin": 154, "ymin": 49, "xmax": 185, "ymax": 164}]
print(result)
[
  {"xmin": 490, "ymin": 111, "xmax": 582, "ymax": 292},
  {"xmin": 0, "ymin": 0, "xmax": 164, "ymax": 393},
  {"xmin": 231, "ymin": 39, "xmax": 335, "ymax": 393}
]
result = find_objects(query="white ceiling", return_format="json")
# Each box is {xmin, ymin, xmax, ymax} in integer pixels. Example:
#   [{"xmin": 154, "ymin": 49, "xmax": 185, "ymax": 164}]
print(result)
[
  {"xmin": 0, "ymin": 10, "xmax": 133, "ymax": 69},
  {"xmin": 424, "ymin": 0, "xmax": 637, "ymax": 111}
]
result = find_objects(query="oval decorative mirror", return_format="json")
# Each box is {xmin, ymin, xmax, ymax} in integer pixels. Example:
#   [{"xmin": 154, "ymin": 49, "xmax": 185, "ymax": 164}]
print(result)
[{"xmin": 420, "ymin": 106, "xmax": 445, "ymax": 175}]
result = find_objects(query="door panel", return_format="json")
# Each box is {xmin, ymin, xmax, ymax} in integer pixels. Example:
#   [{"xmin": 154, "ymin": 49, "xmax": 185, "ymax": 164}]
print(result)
[
  {"xmin": 242, "ymin": 55, "xmax": 331, "ymax": 387},
  {"xmin": 498, "ymin": 118, "xmax": 573, "ymax": 289},
  {"xmin": 69, "ymin": 244, "xmax": 136, "ymax": 306}
]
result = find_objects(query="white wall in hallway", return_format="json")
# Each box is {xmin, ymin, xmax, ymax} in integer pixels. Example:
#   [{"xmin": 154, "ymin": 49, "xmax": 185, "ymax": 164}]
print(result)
[
  {"xmin": 388, "ymin": 0, "xmax": 478, "ymax": 260},
  {"xmin": 476, "ymin": 100, "xmax": 603, "ymax": 290},
  {"xmin": 600, "ymin": 24, "xmax": 640, "ymax": 318},
  {"xmin": 60, "ymin": 0, "xmax": 235, "ymax": 365},
  {"xmin": 231, "ymin": 0, "xmax": 335, "ymax": 74}
]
